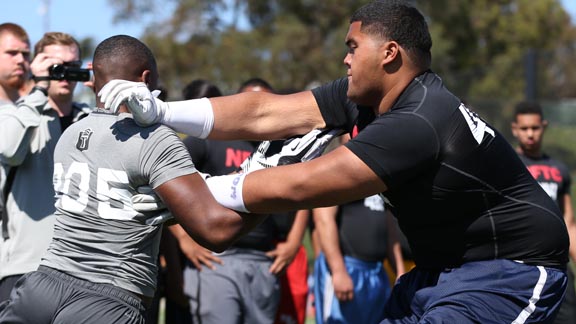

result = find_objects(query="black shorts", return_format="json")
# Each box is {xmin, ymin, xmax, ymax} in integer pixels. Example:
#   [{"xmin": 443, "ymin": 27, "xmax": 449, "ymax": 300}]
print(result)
[{"xmin": 0, "ymin": 266, "xmax": 146, "ymax": 324}]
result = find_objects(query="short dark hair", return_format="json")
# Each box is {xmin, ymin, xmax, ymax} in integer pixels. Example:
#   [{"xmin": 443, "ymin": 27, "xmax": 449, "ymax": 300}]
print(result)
[
  {"xmin": 514, "ymin": 101, "xmax": 544, "ymax": 119},
  {"xmin": 238, "ymin": 78, "xmax": 274, "ymax": 93},
  {"xmin": 350, "ymin": 0, "xmax": 432, "ymax": 70},
  {"xmin": 93, "ymin": 35, "xmax": 158, "ymax": 90},
  {"xmin": 182, "ymin": 79, "xmax": 222, "ymax": 99},
  {"xmin": 0, "ymin": 23, "xmax": 29, "ymax": 46}
]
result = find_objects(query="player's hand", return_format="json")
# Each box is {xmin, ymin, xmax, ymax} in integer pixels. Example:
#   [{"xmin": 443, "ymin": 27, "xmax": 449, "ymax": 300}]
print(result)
[
  {"xmin": 131, "ymin": 172, "xmax": 209, "ymax": 211},
  {"xmin": 134, "ymin": 173, "xmax": 210, "ymax": 225},
  {"xmin": 132, "ymin": 186, "xmax": 174, "ymax": 225},
  {"xmin": 266, "ymin": 241, "xmax": 300, "ymax": 275},
  {"xmin": 98, "ymin": 79, "xmax": 165, "ymax": 125},
  {"xmin": 240, "ymin": 128, "xmax": 344, "ymax": 173},
  {"xmin": 178, "ymin": 235, "xmax": 223, "ymax": 271},
  {"xmin": 332, "ymin": 270, "xmax": 354, "ymax": 302},
  {"xmin": 132, "ymin": 185, "xmax": 165, "ymax": 211}
]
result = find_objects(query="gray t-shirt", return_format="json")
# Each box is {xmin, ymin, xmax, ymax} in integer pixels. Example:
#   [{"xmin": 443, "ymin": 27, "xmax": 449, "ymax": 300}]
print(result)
[{"xmin": 41, "ymin": 111, "xmax": 196, "ymax": 297}]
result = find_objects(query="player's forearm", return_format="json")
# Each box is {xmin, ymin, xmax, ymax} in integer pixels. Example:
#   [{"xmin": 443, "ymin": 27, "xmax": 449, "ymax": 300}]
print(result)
[
  {"xmin": 208, "ymin": 91, "xmax": 325, "ymax": 140},
  {"xmin": 182, "ymin": 210, "xmax": 267, "ymax": 253},
  {"xmin": 314, "ymin": 206, "xmax": 347, "ymax": 274},
  {"xmin": 158, "ymin": 174, "xmax": 266, "ymax": 252}
]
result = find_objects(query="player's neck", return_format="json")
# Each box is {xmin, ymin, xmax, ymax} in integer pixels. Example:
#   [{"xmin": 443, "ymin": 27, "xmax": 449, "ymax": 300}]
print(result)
[{"xmin": 378, "ymin": 69, "xmax": 422, "ymax": 115}]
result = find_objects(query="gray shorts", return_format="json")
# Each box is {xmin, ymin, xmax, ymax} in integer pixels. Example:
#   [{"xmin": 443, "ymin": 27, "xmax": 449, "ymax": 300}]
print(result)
[
  {"xmin": 0, "ymin": 266, "xmax": 146, "ymax": 324},
  {"xmin": 183, "ymin": 248, "xmax": 280, "ymax": 324}
]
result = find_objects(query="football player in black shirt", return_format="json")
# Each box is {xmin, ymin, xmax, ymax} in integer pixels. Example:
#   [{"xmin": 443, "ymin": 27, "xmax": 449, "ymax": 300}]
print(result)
[
  {"xmin": 512, "ymin": 101, "xmax": 576, "ymax": 324},
  {"xmin": 100, "ymin": 1, "xmax": 568, "ymax": 323}
]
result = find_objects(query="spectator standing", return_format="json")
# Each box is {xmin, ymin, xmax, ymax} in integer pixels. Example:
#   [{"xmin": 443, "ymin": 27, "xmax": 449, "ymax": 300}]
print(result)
[
  {"xmin": 512, "ymin": 101, "xmax": 576, "ymax": 324},
  {"xmin": 0, "ymin": 30, "xmax": 91, "ymax": 302},
  {"xmin": 0, "ymin": 23, "xmax": 31, "ymax": 264}
]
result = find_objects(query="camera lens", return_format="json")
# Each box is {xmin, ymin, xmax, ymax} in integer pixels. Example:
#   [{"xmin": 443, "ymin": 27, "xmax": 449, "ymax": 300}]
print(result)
[{"xmin": 48, "ymin": 64, "xmax": 66, "ymax": 80}]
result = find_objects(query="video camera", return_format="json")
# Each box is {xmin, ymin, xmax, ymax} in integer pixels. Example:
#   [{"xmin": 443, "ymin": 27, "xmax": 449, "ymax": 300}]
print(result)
[{"xmin": 48, "ymin": 61, "xmax": 90, "ymax": 81}]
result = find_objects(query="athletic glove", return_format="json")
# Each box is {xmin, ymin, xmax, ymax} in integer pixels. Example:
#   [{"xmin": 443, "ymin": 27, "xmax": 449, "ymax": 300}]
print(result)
[
  {"xmin": 132, "ymin": 185, "xmax": 165, "ymax": 212},
  {"xmin": 131, "ymin": 185, "xmax": 172, "ymax": 225},
  {"xmin": 98, "ymin": 79, "xmax": 215, "ymax": 138},
  {"xmin": 240, "ymin": 128, "xmax": 344, "ymax": 173},
  {"xmin": 98, "ymin": 79, "xmax": 164, "ymax": 126},
  {"xmin": 132, "ymin": 172, "xmax": 211, "ymax": 214}
]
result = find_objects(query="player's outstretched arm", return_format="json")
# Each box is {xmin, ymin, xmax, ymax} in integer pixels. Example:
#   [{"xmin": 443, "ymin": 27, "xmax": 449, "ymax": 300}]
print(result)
[
  {"xmin": 209, "ymin": 90, "xmax": 326, "ymax": 140},
  {"xmin": 207, "ymin": 145, "xmax": 388, "ymax": 214},
  {"xmin": 99, "ymin": 79, "xmax": 326, "ymax": 140},
  {"xmin": 154, "ymin": 172, "xmax": 266, "ymax": 252}
]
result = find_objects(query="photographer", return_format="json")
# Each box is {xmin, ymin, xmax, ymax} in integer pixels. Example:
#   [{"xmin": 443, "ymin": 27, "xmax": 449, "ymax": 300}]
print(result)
[{"xmin": 0, "ymin": 31, "xmax": 92, "ymax": 302}]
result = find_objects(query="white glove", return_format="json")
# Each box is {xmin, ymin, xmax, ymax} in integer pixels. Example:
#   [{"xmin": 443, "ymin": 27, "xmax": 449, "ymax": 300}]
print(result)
[
  {"xmin": 240, "ymin": 128, "xmax": 344, "ymax": 173},
  {"xmin": 131, "ymin": 186, "xmax": 175, "ymax": 225},
  {"xmin": 132, "ymin": 171, "xmax": 212, "ymax": 223},
  {"xmin": 98, "ymin": 79, "xmax": 165, "ymax": 126},
  {"xmin": 132, "ymin": 186, "xmax": 165, "ymax": 211}
]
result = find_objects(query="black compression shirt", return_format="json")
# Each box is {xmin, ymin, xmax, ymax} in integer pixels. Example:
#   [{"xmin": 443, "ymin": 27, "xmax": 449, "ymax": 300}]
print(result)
[{"xmin": 312, "ymin": 71, "xmax": 568, "ymax": 269}]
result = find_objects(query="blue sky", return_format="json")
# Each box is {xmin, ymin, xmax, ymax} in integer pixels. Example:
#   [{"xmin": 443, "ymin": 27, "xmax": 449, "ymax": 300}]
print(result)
[
  {"xmin": 1, "ymin": 0, "xmax": 575, "ymax": 56},
  {"xmin": 0, "ymin": 0, "xmax": 173, "ymax": 46}
]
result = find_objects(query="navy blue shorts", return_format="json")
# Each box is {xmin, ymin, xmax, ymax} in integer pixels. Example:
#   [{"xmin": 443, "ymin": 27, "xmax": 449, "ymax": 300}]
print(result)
[{"xmin": 381, "ymin": 259, "xmax": 567, "ymax": 324}]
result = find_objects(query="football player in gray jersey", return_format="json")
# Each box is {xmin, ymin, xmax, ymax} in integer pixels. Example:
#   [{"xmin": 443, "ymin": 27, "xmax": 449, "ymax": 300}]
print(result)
[{"xmin": 0, "ymin": 35, "xmax": 265, "ymax": 324}]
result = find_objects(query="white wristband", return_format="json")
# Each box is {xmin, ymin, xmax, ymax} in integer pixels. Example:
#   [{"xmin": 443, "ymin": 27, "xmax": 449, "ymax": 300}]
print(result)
[
  {"xmin": 205, "ymin": 173, "xmax": 250, "ymax": 213},
  {"xmin": 163, "ymin": 97, "xmax": 214, "ymax": 139}
]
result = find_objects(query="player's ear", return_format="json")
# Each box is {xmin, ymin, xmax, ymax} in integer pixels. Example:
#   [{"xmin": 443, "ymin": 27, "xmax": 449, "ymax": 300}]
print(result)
[
  {"xmin": 141, "ymin": 70, "xmax": 151, "ymax": 86},
  {"xmin": 141, "ymin": 69, "xmax": 158, "ymax": 90},
  {"xmin": 382, "ymin": 41, "xmax": 398, "ymax": 61}
]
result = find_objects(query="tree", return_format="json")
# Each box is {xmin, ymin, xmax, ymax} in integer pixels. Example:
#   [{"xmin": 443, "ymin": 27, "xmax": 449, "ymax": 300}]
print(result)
[
  {"xmin": 107, "ymin": 0, "xmax": 576, "ymax": 101},
  {"xmin": 107, "ymin": 0, "xmax": 363, "ymax": 95},
  {"xmin": 419, "ymin": 0, "xmax": 576, "ymax": 101}
]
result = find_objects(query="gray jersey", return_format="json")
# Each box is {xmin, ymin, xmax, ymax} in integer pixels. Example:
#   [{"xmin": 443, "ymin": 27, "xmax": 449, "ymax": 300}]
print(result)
[{"xmin": 41, "ymin": 111, "xmax": 196, "ymax": 297}]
